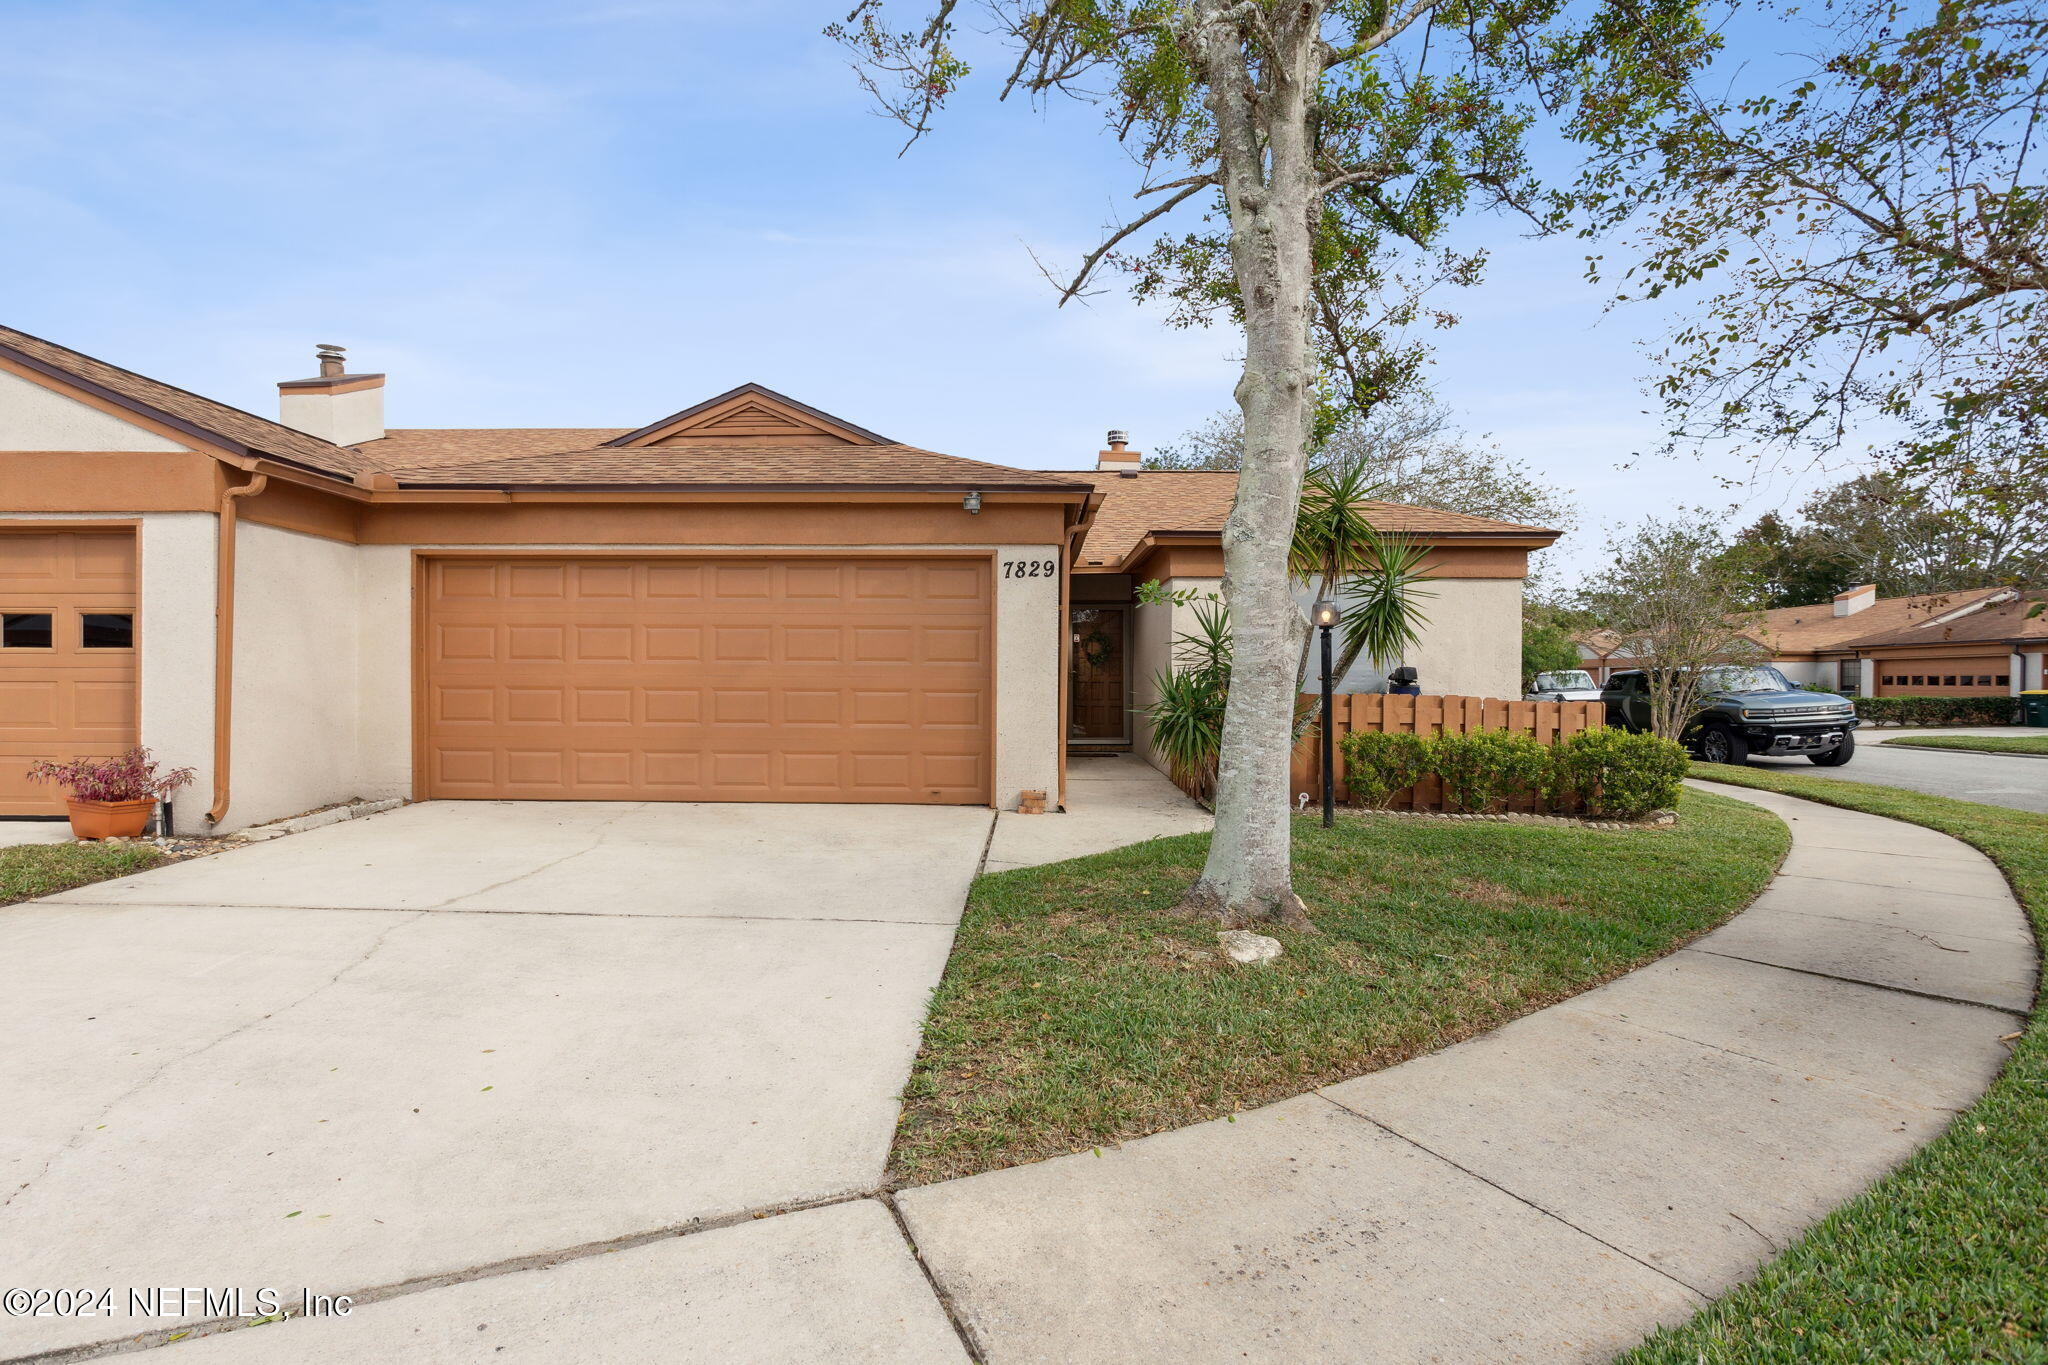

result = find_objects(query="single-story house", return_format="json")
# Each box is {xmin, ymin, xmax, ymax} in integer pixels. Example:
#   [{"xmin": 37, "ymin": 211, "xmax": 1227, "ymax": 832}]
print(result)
[
  {"xmin": 1577, "ymin": 583, "xmax": 2048, "ymax": 697},
  {"xmin": 1, "ymin": 325, "xmax": 1556, "ymax": 831},
  {"xmin": 1759, "ymin": 584, "xmax": 2048, "ymax": 697}
]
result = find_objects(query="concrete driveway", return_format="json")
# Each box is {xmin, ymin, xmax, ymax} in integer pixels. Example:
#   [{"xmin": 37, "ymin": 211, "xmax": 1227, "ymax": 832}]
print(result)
[{"xmin": 0, "ymin": 800, "xmax": 991, "ymax": 1359}]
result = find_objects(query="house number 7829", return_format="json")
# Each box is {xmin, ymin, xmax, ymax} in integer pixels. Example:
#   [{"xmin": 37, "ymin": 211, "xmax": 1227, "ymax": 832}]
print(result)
[{"xmin": 1002, "ymin": 558, "xmax": 1059, "ymax": 579}]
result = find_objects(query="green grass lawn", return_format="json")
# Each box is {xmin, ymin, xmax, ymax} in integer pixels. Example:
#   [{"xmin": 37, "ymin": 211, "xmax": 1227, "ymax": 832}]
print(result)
[
  {"xmin": 892, "ymin": 789, "xmax": 1787, "ymax": 1185},
  {"xmin": 1, "ymin": 840, "xmax": 165, "ymax": 907},
  {"xmin": 1622, "ymin": 764, "xmax": 2044, "ymax": 1365},
  {"xmin": 1885, "ymin": 732, "xmax": 2048, "ymax": 757}
]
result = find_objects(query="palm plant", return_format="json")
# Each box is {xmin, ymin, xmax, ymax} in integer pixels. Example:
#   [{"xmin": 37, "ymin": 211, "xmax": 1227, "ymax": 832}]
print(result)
[
  {"xmin": 1291, "ymin": 463, "xmax": 1435, "ymax": 703},
  {"xmin": 1143, "ymin": 599, "xmax": 1232, "ymax": 801},
  {"xmin": 1140, "ymin": 466, "xmax": 1436, "ymax": 797}
]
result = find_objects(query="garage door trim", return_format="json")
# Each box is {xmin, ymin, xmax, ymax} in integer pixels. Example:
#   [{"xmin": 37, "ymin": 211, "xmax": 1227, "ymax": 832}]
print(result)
[{"xmin": 409, "ymin": 548, "xmax": 1001, "ymax": 807}]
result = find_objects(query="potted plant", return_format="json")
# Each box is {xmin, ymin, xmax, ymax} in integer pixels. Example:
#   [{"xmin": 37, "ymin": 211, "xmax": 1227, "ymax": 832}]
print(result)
[{"xmin": 27, "ymin": 747, "xmax": 197, "ymax": 840}]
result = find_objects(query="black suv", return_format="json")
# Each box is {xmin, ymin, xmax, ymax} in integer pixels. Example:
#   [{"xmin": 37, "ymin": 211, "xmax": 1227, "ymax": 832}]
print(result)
[{"xmin": 1602, "ymin": 665, "xmax": 1860, "ymax": 766}]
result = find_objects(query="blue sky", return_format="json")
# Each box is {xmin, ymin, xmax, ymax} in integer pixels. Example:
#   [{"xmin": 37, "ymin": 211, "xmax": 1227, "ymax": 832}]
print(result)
[{"xmin": 0, "ymin": 0, "xmax": 1858, "ymax": 580}]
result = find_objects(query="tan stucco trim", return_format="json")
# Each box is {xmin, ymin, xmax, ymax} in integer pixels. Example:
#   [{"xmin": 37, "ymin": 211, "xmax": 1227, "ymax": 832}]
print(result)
[
  {"xmin": 208, "ymin": 471, "xmax": 268, "ymax": 824},
  {"xmin": 1098, "ymin": 530, "xmax": 1546, "ymax": 581},
  {"xmin": 0, "ymin": 453, "xmax": 224, "ymax": 511},
  {"xmin": 277, "ymin": 374, "xmax": 385, "ymax": 395},
  {"xmin": 239, "ymin": 477, "xmax": 363, "ymax": 543},
  {"xmin": 358, "ymin": 499, "xmax": 1071, "ymax": 547}
]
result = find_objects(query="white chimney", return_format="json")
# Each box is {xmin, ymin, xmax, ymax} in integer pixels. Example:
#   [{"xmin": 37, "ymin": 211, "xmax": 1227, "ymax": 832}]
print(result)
[
  {"xmin": 1096, "ymin": 428, "xmax": 1141, "ymax": 473},
  {"xmin": 1832, "ymin": 584, "xmax": 1877, "ymax": 617},
  {"xmin": 278, "ymin": 343, "xmax": 385, "ymax": 446}
]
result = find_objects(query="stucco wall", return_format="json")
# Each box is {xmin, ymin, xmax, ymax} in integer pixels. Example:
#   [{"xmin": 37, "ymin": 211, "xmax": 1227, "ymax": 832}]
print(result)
[
  {"xmin": 1772, "ymin": 659, "xmax": 1826, "ymax": 687},
  {"xmin": 0, "ymin": 367, "xmax": 188, "ymax": 451},
  {"xmin": 1131, "ymin": 576, "xmax": 1221, "ymax": 777},
  {"xmin": 993, "ymin": 544, "xmax": 1062, "ymax": 808},
  {"xmin": 138, "ymin": 514, "xmax": 220, "ymax": 834},
  {"xmin": 228, "ymin": 522, "xmax": 363, "ymax": 828},
  {"xmin": 356, "ymin": 546, "xmax": 415, "ymax": 802},
  {"xmin": 1403, "ymin": 577, "xmax": 1524, "ymax": 701}
]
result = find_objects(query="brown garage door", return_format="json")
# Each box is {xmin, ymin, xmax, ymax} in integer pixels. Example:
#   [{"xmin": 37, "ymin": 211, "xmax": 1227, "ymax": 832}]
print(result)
[
  {"xmin": 0, "ymin": 530, "xmax": 139, "ymax": 816},
  {"xmin": 419, "ymin": 556, "xmax": 992, "ymax": 804},
  {"xmin": 1875, "ymin": 656, "xmax": 2008, "ymax": 697}
]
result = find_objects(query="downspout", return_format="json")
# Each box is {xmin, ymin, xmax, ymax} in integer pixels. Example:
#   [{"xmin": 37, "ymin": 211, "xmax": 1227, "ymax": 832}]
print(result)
[{"xmin": 209, "ymin": 471, "xmax": 268, "ymax": 825}]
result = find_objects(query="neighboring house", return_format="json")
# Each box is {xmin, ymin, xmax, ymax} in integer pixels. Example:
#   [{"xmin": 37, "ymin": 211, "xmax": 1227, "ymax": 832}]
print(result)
[
  {"xmin": 1759, "ymin": 584, "xmax": 2048, "ymax": 697},
  {"xmin": 0, "ymin": 326, "xmax": 1555, "ymax": 830},
  {"xmin": 1576, "ymin": 584, "xmax": 2048, "ymax": 698}
]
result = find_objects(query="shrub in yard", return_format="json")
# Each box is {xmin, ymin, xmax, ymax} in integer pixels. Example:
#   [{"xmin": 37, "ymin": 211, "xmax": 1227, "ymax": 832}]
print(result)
[
  {"xmin": 1428, "ymin": 729, "xmax": 1554, "ymax": 814},
  {"xmin": 1337, "ymin": 730, "xmax": 1431, "ymax": 808},
  {"xmin": 1551, "ymin": 729, "xmax": 1689, "ymax": 820},
  {"xmin": 1853, "ymin": 695, "xmax": 2020, "ymax": 727}
]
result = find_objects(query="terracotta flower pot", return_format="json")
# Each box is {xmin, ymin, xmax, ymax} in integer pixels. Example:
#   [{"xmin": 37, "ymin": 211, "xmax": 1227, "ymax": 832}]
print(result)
[{"xmin": 65, "ymin": 797, "xmax": 158, "ymax": 840}]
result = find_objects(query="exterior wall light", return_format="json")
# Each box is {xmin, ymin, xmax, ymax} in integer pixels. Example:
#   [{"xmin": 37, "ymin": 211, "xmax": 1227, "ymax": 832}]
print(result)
[{"xmin": 962, "ymin": 491, "xmax": 982, "ymax": 514}]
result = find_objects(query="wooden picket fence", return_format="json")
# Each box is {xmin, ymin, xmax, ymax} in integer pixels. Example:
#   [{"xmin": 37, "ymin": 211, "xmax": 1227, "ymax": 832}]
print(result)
[{"xmin": 1290, "ymin": 693, "xmax": 1606, "ymax": 814}]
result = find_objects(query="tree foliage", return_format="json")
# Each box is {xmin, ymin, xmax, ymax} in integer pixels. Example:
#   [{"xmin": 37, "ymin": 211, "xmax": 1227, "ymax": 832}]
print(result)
[
  {"xmin": 1579, "ymin": 514, "xmax": 1768, "ymax": 741},
  {"xmin": 1721, "ymin": 456, "xmax": 2048, "ymax": 602},
  {"xmin": 1148, "ymin": 391, "xmax": 1579, "ymax": 531},
  {"xmin": 1520, "ymin": 617, "xmax": 1584, "ymax": 689},
  {"xmin": 1583, "ymin": 0, "xmax": 2048, "ymax": 471}
]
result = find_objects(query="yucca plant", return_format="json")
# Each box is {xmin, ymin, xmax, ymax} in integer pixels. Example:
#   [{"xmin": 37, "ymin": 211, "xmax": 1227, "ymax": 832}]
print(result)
[
  {"xmin": 1291, "ymin": 463, "xmax": 1435, "ymax": 707},
  {"xmin": 1142, "ymin": 599, "xmax": 1232, "ymax": 801},
  {"xmin": 1139, "ymin": 466, "xmax": 1437, "ymax": 792}
]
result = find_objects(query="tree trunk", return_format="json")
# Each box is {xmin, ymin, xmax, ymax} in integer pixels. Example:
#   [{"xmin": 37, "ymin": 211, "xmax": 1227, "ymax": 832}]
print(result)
[{"xmin": 1178, "ymin": 8, "xmax": 1321, "ymax": 931}]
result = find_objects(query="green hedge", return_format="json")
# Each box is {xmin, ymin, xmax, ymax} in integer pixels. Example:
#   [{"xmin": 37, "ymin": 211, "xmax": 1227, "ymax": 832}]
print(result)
[
  {"xmin": 1854, "ymin": 695, "xmax": 2020, "ymax": 727},
  {"xmin": 1550, "ymin": 729, "xmax": 1692, "ymax": 820},
  {"xmin": 1335, "ymin": 726, "xmax": 1689, "ymax": 820}
]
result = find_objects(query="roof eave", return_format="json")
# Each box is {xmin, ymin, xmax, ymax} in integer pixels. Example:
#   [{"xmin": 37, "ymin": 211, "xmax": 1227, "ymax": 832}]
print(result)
[{"xmin": 0, "ymin": 332, "xmax": 365, "ymax": 486}]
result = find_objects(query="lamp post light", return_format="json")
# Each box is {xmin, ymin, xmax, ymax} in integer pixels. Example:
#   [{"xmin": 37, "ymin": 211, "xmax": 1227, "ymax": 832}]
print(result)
[{"xmin": 1311, "ymin": 599, "xmax": 1343, "ymax": 828}]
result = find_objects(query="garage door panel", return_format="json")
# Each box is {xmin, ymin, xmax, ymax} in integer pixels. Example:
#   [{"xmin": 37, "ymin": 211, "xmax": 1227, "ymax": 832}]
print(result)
[
  {"xmin": 421, "ymin": 557, "xmax": 991, "ymax": 803},
  {"xmin": 0, "ymin": 532, "xmax": 138, "ymax": 816}
]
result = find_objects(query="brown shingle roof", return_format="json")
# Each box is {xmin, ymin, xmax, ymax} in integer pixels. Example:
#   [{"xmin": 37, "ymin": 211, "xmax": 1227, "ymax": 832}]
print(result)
[
  {"xmin": 392, "ymin": 444, "xmax": 1090, "ymax": 490},
  {"xmin": 0, "ymin": 322, "xmax": 371, "ymax": 480},
  {"xmin": 1836, "ymin": 590, "xmax": 2048, "ymax": 650},
  {"xmin": 354, "ymin": 428, "xmax": 632, "ymax": 471},
  {"xmin": 1057, "ymin": 469, "xmax": 1558, "ymax": 567},
  {"xmin": 1759, "ymin": 587, "xmax": 2013, "ymax": 653}
]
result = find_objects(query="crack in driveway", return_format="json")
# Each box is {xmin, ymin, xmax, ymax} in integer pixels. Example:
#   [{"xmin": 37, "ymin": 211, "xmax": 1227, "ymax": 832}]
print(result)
[{"xmin": 1, "ymin": 910, "xmax": 428, "ymax": 1215}]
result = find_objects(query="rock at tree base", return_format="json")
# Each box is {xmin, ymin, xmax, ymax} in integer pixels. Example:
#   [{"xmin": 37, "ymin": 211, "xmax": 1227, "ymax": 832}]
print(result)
[{"xmin": 1218, "ymin": 929, "xmax": 1283, "ymax": 965}]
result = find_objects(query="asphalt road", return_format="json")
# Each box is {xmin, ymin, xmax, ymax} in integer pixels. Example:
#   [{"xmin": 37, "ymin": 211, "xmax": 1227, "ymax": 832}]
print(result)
[{"xmin": 1744, "ymin": 733, "xmax": 2048, "ymax": 814}]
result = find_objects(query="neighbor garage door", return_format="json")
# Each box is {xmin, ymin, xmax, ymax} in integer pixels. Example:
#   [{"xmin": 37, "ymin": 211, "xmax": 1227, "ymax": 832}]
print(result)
[
  {"xmin": 0, "ymin": 529, "xmax": 139, "ymax": 816},
  {"xmin": 419, "ymin": 556, "xmax": 992, "ymax": 804},
  {"xmin": 1875, "ymin": 656, "xmax": 2009, "ymax": 697}
]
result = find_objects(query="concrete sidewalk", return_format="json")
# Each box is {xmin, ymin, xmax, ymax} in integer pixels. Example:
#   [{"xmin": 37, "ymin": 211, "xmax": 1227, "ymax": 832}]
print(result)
[
  {"xmin": 894, "ymin": 781, "xmax": 2034, "ymax": 1361},
  {"xmin": 51, "ymin": 784, "xmax": 2037, "ymax": 1363},
  {"xmin": 982, "ymin": 752, "xmax": 1212, "ymax": 874}
]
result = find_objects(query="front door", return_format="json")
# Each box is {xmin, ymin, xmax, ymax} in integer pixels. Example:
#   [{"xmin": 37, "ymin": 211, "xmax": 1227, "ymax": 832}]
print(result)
[{"xmin": 1069, "ymin": 606, "xmax": 1128, "ymax": 746}]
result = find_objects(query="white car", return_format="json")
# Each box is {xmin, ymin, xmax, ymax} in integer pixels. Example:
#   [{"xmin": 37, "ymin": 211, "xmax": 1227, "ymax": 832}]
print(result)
[{"xmin": 1525, "ymin": 669, "xmax": 1605, "ymax": 703}]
